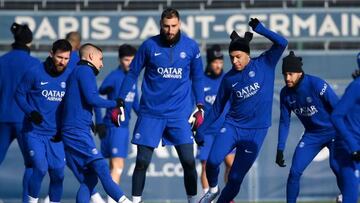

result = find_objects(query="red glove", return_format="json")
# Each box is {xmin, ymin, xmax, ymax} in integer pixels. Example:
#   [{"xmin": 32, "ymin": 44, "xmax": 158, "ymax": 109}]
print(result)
[
  {"xmin": 111, "ymin": 98, "xmax": 125, "ymax": 127},
  {"xmin": 188, "ymin": 104, "xmax": 204, "ymax": 131}
]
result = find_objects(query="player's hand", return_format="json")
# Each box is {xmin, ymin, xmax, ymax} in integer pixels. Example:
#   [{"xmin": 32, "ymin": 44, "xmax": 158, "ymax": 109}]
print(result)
[
  {"xmin": 276, "ymin": 149, "xmax": 286, "ymax": 167},
  {"xmin": 194, "ymin": 131, "xmax": 204, "ymax": 146},
  {"xmin": 30, "ymin": 111, "xmax": 43, "ymax": 125},
  {"xmin": 50, "ymin": 131, "xmax": 62, "ymax": 143},
  {"xmin": 95, "ymin": 124, "xmax": 107, "ymax": 139},
  {"xmin": 352, "ymin": 69, "xmax": 360, "ymax": 79},
  {"xmin": 111, "ymin": 98, "xmax": 125, "ymax": 127},
  {"xmin": 352, "ymin": 151, "xmax": 360, "ymax": 162},
  {"xmin": 188, "ymin": 104, "xmax": 205, "ymax": 131},
  {"xmin": 248, "ymin": 18, "xmax": 260, "ymax": 30}
]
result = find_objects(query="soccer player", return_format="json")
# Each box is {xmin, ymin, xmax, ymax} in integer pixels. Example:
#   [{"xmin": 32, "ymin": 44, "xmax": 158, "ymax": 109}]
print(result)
[
  {"xmin": 331, "ymin": 52, "xmax": 360, "ymax": 203},
  {"xmin": 198, "ymin": 45, "xmax": 234, "ymax": 197},
  {"xmin": 276, "ymin": 51, "xmax": 342, "ymax": 203},
  {"xmin": 197, "ymin": 18, "xmax": 288, "ymax": 202},
  {"xmin": 97, "ymin": 44, "xmax": 139, "ymax": 203},
  {"xmin": 66, "ymin": 31, "xmax": 81, "ymax": 70},
  {"xmin": 116, "ymin": 8, "xmax": 204, "ymax": 203},
  {"xmin": 60, "ymin": 43, "xmax": 131, "ymax": 203},
  {"xmin": 15, "ymin": 39, "xmax": 72, "ymax": 203},
  {"xmin": 0, "ymin": 22, "xmax": 41, "ymax": 202}
]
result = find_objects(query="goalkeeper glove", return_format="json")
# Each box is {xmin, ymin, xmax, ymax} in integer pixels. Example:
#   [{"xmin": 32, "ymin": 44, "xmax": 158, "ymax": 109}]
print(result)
[
  {"xmin": 111, "ymin": 98, "xmax": 125, "ymax": 127},
  {"xmin": 188, "ymin": 104, "xmax": 205, "ymax": 146}
]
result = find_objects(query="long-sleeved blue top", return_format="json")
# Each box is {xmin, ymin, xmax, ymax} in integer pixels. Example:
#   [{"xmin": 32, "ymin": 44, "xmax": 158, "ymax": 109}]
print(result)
[
  {"xmin": 198, "ymin": 23, "xmax": 288, "ymax": 136},
  {"xmin": 331, "ymin": 77, "xmax": 360, "ymax": 152},
  {"xmin": 98, "ymin": 67, "xmax": 139, "ymax": 127},
  {"xmin": 61, "ymin": 60, "xmax": 118, "ymax": 133},
  {"xmin": 203, "ymin": 72, "xmax": 230, "ymax": 135},
  {"xmin": 15, "ymin": 59, "xmax": 72, "ymax": 136},
  {"xmin": 119, "ymin": 33, "xmax": 204, "ymax": 118},
  {"xmin": 277, "ymin": 74, "xmax": 339, "ymax": 151},
  {"xmin": 0, "ymin": 47, "xmax": 40, "ymax": 122}
]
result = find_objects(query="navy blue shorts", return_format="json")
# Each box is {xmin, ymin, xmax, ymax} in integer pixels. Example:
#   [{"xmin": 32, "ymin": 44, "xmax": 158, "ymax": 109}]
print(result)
[
  {"xmin": 101, "ymin": 126, "xmax": 129, "ymax": 158},
  {"xmin": 25, "ymin": 132, "xmax": 65, "ymax": 170},
  {"xmin": 132, "ymin": 116, "xmax": 194, "ymax": 148}
]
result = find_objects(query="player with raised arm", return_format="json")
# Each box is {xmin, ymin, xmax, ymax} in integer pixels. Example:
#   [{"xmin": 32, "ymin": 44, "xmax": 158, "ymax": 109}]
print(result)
[{"xmin": 197, "ymin": 18, "xmax": 288, "ymax": 202}]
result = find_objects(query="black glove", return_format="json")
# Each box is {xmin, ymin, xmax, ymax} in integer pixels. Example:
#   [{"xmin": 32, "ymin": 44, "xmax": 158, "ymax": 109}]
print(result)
[
  {"xmin": 248, "ymin": 18, "xmax": 260, "ymax": 30},
  {"xmin": 352, "ymin": 69, "xmax": 360, "ymax": 79},
  {"xmin": 30, "ymin": 111, "xmax": 43, "ymax": 125},
  {"xmin": 276, "ymin": 150, "xmax": 286, "ymax": 167},
  {"xmin": 194, "ymin": 132, "xmax": 204, "ymax": 146},
  {"xmin": 116, "ymin": 98, "xmax": 124, "ymax": 108},
  {"xmin": 352, "ymin": 151, "xmax": 360, "ymax": 162},
  {"xmin": 95, "ymin": 124, "xmax": 107, "ymax": 139},
  {"xmin": 51, "ymin": 131, "xmax": 62, "ymax": 143}
]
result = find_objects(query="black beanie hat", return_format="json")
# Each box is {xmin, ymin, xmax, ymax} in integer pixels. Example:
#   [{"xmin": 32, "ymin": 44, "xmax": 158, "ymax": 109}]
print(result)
[
  {"xmin": 11, "ymin": 23, "xmax": 33, "ymax": 44},
  {"xmin": 228, "ymin": 31, "xmax": 253, "ymax": 54},
  {"xmin": 282, "ymin": 51, "xmax": 303, "ymax": 74},
  {"xmin": 206, "ymin": 44, "xmax": 223, "ymax": 64},
  {"xmin": 118, "ymin": 44, "xmax": 137, "ymax": 59}
]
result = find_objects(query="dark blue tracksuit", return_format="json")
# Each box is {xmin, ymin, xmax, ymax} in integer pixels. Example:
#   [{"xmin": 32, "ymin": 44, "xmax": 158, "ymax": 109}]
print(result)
[
  {"xmin": 331, "ymin": 77, "xmax": 360, "ymax": 203},
  {"xmin": 15, "ymin": 58, "xmax": 71, "ymax": 202},
  {"xmin": 197, "ymin": 22, "xmax": 288, "ymax": 202},
  {"xmin": 278, "ymin": 74, "xmax": 341, "ymax": 203},
  {"xmin": 61, "ymin": 60, "xmax": 126, "ymax": 203},
  {"xmin": 0, "ymin": 45, "xmax": 40, "ymax": 202}
]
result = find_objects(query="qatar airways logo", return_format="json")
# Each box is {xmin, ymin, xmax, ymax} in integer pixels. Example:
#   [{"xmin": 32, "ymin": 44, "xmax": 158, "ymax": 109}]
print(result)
[
  {"xmin": 293, "ymin": 105, "xmax": 318, "ymax": 116},
  {"xmin": 41, "ymin": 90, "xmax": 65, "ymax": 102},
  {"xmin": 205, "ymin": 95, "xmax": 216, "ymax": 105},
  {"xmin": 235, "ymin": 82, "xmax": 260, "ymax": 99},
  {"xmin": 157, "ymin": 67, "xmax": 183, "ymax": 79}
]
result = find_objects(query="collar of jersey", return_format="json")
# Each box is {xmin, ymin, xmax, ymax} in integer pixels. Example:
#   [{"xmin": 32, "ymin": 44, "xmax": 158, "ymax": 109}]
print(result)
[
  {"xmin": 77, "ymin": 60, "xmax": 99, "ymax": 76},
  {"xmin": 11, "ymin": 42, "xmax": 30, "ymax": 54},
  {"xmin": 44, "ymin": 57, "xmax": 65, "ymax": 77}
]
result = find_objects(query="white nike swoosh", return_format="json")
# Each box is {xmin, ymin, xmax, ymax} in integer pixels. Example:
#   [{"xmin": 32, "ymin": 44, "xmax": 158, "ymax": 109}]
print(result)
[
  {"xmin": 40, "ymin": 82, "xmax": 48, "ymax": 85},
  {"xmin": 289, "ymin": 100, "xmax": 296, "ymax": 104},
  {"xmin": 232, "ymin": 82, "xmax": 238, "ymax": 88},
  {"xmin": 244, "ymin": 149, "xmax": 253, "ymax": 153},
  {"xmin": 204, "ymin": 87, "xmax": 211, "ymax": 92},
  {"xmin": 154, "ymin": 52, "xmax": 161, "ymax": 56}
]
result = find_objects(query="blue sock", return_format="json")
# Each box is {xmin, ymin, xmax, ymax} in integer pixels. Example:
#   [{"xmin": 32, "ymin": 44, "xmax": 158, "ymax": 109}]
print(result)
[
  {"xmin": 91, "ymin": 159, "xmax": 124, "ymax": 201},
  {"xmin": 77, "ymin": 169, "xmax": 98, "ymax": 203},
  {"xmin": 49, "ymin": 167, "xmax": 64, "ymax": 202},
  {"xmin": 28, "ymin": 167, "xmax": 47, "ymax": 199},
  {"xmin": 22, "ymin": 167, "xmax": 33, "ymax": 203}
]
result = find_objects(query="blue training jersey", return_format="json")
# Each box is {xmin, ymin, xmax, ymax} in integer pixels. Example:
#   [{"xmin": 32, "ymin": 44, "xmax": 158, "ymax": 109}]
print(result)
[
  {"xmin": 198, "ymin": 22, "xmax": 288, "ymax": 134},
  {"xmin": 277, "ymin": 74, "xmax": 339, "ymax": 151},
  {"xmin": 15, "ymin": 59, "xmax": 72, "ymax": 136},
  {"xmin": 332, "ymin": 77, "xmax": 360, "ymax": 152},
  {"xmin": 119, "ymin": 33, "xmax": 204, "ymax": 119},
  {"xmin": 0, "ymin": 47, "xmax": 40, "ymax": 122},
  {"xmin": 61, "ymin": 61, "xmax": 117, "ymax": 133},
  {"xmin": 99, "ymin": 67, "xmax": 139, "ymax": 127}
]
